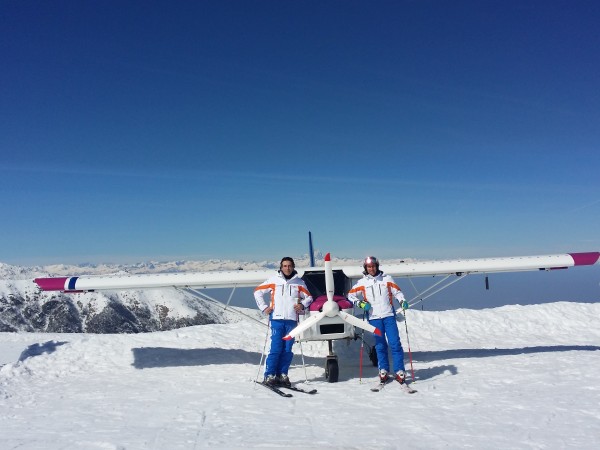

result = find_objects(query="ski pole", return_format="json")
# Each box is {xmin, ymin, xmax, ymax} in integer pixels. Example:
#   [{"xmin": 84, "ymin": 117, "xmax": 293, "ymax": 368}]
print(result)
[
  {"xmin": 255, "ymin": 317, "xmax": 271, "ymax": 386},
  {"xmin": 359, "ymin": 310, "xmax": 365, "ymax": 383},
  {"xmin": 359, "ymin": 331, "xmax": 364, "ymax": 383},
  {"xmin": 295, "ymin": 299, "xmax": 309, "ymax": 382},
  {"xmin": 402, "ymin": 309, "xmax": 416, "ymax": 382},
  {"xmin": 299, "ymin": 340, "xmax": 309, "ymax": 383}
]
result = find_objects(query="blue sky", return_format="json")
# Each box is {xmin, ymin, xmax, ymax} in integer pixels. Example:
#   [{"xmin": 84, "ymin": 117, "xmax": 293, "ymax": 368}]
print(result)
[{"xmin": 1, "ymin": 0, "xmax": 599, "ymax": 273}]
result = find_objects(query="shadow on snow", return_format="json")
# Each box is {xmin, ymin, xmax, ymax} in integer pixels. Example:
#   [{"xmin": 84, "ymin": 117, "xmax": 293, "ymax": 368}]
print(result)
[
  {"xmin": 412, "ymin": 345, "xmax": 600, "ymax": 363},
  {"xmin": 130, "ymin": 344, "xmax": 600, "ymax": 384},
  {"xmin": 19, "ymin": 340, "xmax": 69, "ymax": 362},
  {"xmin": 131, "ymin": 346, "xmax": 323, "ymax": 370}
]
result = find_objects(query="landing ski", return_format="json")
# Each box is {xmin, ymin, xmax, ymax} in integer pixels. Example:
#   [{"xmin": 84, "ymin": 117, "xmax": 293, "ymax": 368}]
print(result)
[
  {"xmin": 280, "ymin": 385, "xmax": 317, "ymax": 395},
  {"xmin": 254, "ymin": 381, "xmax": 293, "ymax": 397}
]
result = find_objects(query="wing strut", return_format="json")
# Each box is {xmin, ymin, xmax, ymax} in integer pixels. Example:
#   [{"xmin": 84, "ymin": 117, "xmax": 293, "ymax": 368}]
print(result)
[
  {"xmin": 181, "ymin": 287, "xmax": 267, "ymax": 327},
  {"xmin": 224, "ymin": 286, "xmax": 237, "ymax": 310},
  {"xmin": 406, "ymin": 274, "xmax": 453, "ymax": 303},
  {"xmin": 404, "ymin": 273, "xmax": 470, "ymax": 310}
]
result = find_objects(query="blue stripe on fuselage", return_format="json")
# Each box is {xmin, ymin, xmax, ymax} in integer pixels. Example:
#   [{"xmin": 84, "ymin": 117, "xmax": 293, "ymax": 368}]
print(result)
[{"xmin": 68, "ymin": 277, "xmax": 79, "ymax": 290}]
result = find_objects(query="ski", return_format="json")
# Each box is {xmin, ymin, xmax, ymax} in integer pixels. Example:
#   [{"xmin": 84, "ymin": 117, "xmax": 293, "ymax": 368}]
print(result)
[
  {"xmin": 370, "ymin": 382, "xmax": 386, "ymax": 392},
  {"xmin": 370, "ymin": 378, "xmax": 392, "ymax": 392},
  {"xmin": 396, "ymin": 380, "xmax": 417, "ymax": 394},
  {"xmin": 254, "ymin": 381, "xmax": 293, "ymax": 397},
  {"xmin": 371, "ymin": 377, "xmax": 417, "ymax": 394},
  {"xmin": 393, "ymin": 376, "xmax": 418, "ymax": 394},
  {"xmin": 280, "ymin": 385, "xmax": 317, "ymax": 395}
]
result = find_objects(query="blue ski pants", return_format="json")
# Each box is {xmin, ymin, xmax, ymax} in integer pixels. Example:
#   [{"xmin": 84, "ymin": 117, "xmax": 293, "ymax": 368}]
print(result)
[
  {"xmin": 264, "ymin": 319, "xmax": 296, "ymax": 377},
  {"xmin": 368, "ymin": 315, "xmax": 405, "ymax": 373}
]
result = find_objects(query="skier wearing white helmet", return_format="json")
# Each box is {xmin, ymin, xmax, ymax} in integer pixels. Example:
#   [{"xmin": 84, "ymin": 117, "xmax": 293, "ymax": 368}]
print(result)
[{"xmin": 348, "ymin": 256, "xmax": 409, "ymax": 384}]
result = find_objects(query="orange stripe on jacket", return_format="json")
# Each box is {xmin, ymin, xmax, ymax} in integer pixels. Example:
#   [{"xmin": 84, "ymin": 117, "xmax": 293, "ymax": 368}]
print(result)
[
  {"xmin": 348, "ymin": 286, "xmax": 367, "ymax": 300},
  {"xmin": 255, "ymin": 283, "xmax": 276, "ymax": 308},
  {"xmin": 298, "ymin": 285, "xmax": 311, "ymax": 297},
  {"xmin": 387, "ymin": 282, "xmax": 401, "ymax": 291},
  {"xmin": 386, "ymin": 282, "xmax": 401, "ymax": 305}
]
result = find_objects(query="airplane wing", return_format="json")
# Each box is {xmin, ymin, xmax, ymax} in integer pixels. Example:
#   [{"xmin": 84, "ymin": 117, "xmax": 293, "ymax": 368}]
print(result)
[
  {"xmin": 33, "ymin": 268, "xmax": 276, "ymax": 292},
  {"xmin": 340, "ymin": 251, "xmax": 600, "ymax": 279},
  {"xmin": 33, "ymin": 251, "xmax": 600, "ymax": 292}
]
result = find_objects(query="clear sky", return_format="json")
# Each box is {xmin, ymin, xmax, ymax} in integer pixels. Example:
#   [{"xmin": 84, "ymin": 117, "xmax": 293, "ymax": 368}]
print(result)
[{"xmin": 1, "ymin": 0, "xmax": 599, "ymax": 268}]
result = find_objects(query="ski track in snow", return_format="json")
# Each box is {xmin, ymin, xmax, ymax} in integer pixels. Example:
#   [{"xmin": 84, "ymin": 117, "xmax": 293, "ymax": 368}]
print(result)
[{"xmin": 1, "ymin": 302, "xmax": 600, "ymax": 449}]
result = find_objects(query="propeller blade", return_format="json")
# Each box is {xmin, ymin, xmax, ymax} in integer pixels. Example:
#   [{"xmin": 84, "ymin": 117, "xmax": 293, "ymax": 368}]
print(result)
[
  {"xmin": 283, "ymin": 311, "xmax": 327, "ymax": 340},
  {"xmin": 284, "ymin": 252, "xmax": 380, "ymax": 340},
  {"xmin": 324, "ymin": 252, "xmax": 334, "ymax": 302},
  {"xmin": 338, "ymin": 310, "xmax": 382, "ymax": 336}
]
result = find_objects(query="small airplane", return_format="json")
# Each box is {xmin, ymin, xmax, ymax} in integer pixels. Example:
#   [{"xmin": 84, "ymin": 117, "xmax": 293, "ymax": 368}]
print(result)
[{"xmin": 33, "ymin": 234, "xmax": 600, "ymax": 382}]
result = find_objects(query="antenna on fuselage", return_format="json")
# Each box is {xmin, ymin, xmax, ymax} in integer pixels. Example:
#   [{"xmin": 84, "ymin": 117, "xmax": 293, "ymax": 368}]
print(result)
[{"xmin": 308, "ymin": 231, "xmax": 315, "ymax": 267}]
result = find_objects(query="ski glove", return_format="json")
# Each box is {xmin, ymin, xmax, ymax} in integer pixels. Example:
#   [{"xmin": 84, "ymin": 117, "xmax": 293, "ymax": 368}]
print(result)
[
  {"xmin": 358, "ymin": 301, "xmax": 371, "ymax": 311},
  {"xmin": 401, "ymin": 300, "xmax": 409, "ymax": 310}
]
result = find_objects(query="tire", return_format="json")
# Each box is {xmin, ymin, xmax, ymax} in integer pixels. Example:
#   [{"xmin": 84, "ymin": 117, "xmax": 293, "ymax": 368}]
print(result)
[
  {"xmin": 369, "ymin": 346, "xmax": 378, "ymax": 367},
  {"xmin": 325, "ymin": 358, "xmax": 339, "ymax": 383}
]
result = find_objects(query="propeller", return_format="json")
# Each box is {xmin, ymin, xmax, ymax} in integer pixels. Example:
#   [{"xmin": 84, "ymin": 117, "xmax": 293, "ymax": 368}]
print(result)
[{"xmin": 283, "ymin": 253, "xmax": 381, "ymax": 340}]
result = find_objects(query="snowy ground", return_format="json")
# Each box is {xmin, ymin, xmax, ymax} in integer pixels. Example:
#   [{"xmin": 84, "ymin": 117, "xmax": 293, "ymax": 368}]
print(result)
[{"xmin": 1, "ymin": 302, "xmax": 600, "ymax": 449}]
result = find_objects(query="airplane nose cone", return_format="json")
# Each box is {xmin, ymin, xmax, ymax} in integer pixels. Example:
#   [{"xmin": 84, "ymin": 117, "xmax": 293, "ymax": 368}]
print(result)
[{"xmin": 322, "ymin": 299, "xmax": 339, "ymax": 317}]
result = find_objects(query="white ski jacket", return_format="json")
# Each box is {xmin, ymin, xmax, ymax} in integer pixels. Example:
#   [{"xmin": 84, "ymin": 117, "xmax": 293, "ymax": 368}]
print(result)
[
  {"xmin": 347, "ymin": 271, "xmax": 405, "ymax": 320},
  {"xmin": 254, "ymin": 271, "xmax": 313, "ymax": 321}
]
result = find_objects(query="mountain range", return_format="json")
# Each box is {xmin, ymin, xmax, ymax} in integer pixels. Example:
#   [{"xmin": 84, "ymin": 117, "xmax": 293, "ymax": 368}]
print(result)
[{"xmin": 0, "ymin": 259, "xmax": 299, "ymax": 333}]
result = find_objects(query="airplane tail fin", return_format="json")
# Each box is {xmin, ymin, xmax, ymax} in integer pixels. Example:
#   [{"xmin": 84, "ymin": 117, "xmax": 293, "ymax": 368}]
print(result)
[{"xmin": 308, "ymin": 231, "xmax": 315, "ymax": 267}]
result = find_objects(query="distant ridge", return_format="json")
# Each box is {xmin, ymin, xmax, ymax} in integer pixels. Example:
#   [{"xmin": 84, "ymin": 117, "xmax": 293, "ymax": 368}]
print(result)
[{"xmin": 0, "ymin": 256, "xmax": 417, "ymax": 333}]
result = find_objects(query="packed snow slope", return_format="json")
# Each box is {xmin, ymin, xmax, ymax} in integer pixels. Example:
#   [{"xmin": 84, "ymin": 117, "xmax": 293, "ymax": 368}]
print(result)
[{"xmin": 1, "ymin": 302, "xmax": 600, "ymax": 449}]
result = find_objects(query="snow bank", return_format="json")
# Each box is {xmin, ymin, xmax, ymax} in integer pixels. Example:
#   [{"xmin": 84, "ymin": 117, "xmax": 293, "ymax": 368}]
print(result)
[{"xmin": 1, "ymin": 302, "xmax": 599, "ymax": 449}]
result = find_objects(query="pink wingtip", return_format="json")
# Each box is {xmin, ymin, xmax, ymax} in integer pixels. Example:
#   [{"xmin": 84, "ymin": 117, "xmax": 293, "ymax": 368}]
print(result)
[
  {"xmin": 283, "ymin": 335, "xmax": 293, "ymax": 341},
  {"xmin": 324, "ymin": 253, "xmax": 331, "ymax": 261},
  {"xmin": 374, "ymin": 328, "xmax": 382, "ymax": 336},
  {"xmin": 34, "ymin": 277, "xmax": 68, "ymax": 291},
  {"xmin": 570, "ymin": 252, "xmax": 600, "ymax": 266}
]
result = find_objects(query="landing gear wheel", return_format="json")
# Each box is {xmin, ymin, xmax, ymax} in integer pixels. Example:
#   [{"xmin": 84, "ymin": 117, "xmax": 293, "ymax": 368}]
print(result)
[
  {"xmin": 325, "ymin": 357, "xmax": 339, "ymax": 383},
  {"xmin": 369, "ymin": 346, "xmax": 378, "ymax": 367}
]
